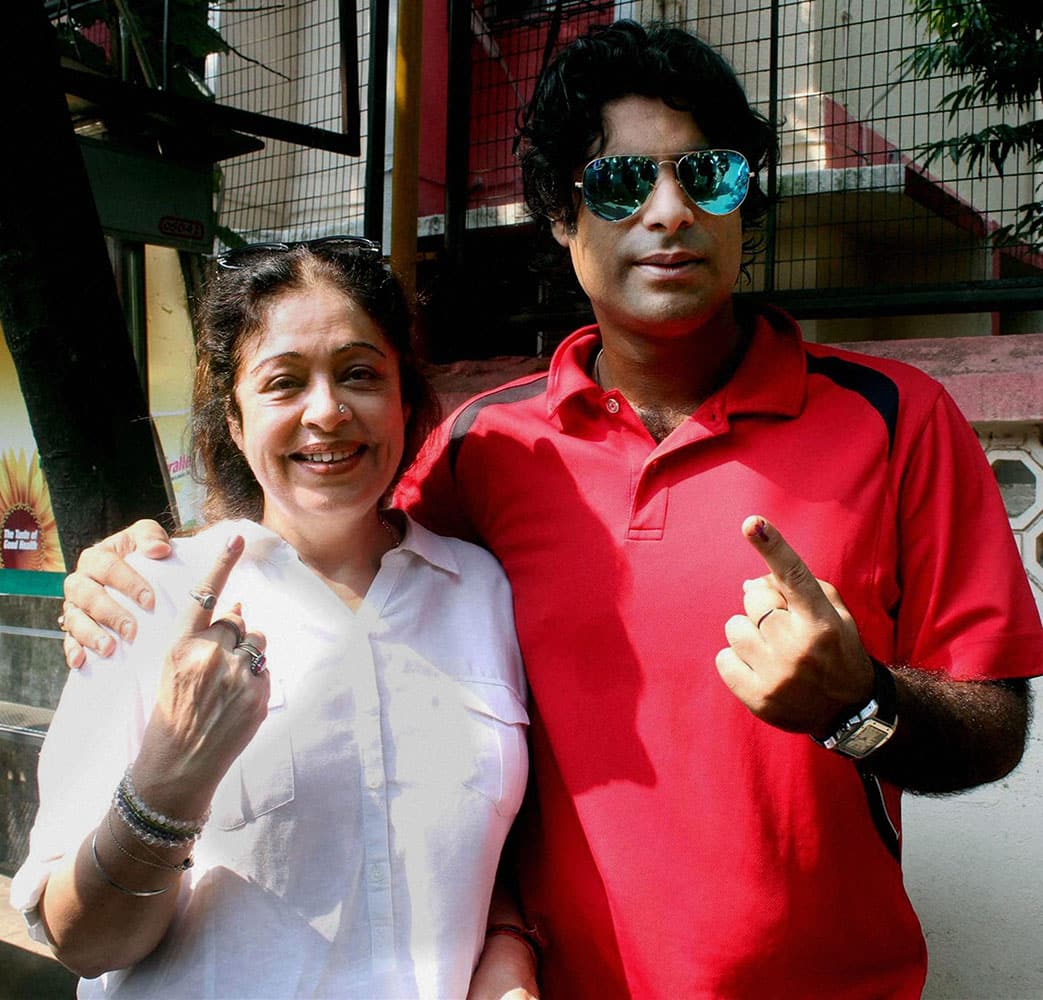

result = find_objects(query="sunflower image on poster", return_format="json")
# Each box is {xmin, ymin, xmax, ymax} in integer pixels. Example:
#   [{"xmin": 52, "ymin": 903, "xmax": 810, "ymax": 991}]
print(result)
[{"xmin": 0, "ymin": 448, "xmax": 65, "ymax": 572}]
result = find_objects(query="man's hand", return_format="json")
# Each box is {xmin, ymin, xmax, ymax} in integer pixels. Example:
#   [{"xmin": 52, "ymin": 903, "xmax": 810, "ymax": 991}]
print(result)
[
  {"xmin": 715, "ymin": 515, "xmax": 874, "ymax": 736},
  {"xmin": 716, "ymin": 516, "xmax": 1030, "ymax": 791},
  {"xmin": 61, "ymin": 519, "xmax": 173, "ymax": 667},
  {"xmin": 466, "ymin": 931, "xmax": 539, "ymax": 1000}
]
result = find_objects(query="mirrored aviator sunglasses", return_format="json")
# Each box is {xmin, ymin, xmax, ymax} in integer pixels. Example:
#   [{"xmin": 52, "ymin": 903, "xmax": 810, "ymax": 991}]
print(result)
[
  {"xmin": 576, "ymin": 149, "xmax": 750, "ymax": 222},
  {"xmin": 215, "ymin": 235, "xmax": 382, "ymax": 271}
]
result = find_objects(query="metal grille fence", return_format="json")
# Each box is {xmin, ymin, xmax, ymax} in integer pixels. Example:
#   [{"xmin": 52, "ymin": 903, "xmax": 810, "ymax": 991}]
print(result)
[
  {"xmin": 461, "ymin": 0, "xmax": 1042, "ymax": 320},
  {"xmin": 207, "ymin": 2, "xmax": 375, "ymax": 247},
  {"xmin": 202, "ymin": 1, "xmax": 1041, "ymax": 318}
]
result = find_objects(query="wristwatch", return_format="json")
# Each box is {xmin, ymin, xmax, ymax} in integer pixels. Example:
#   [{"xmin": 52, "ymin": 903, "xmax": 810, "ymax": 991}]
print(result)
[{"xmin": 813, "ymin": 657, "xmax": 898, "ymax": 759}]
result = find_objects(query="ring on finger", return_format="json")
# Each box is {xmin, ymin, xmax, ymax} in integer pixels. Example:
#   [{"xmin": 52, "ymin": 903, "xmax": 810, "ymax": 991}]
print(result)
[
  {"xmin": 756, "ymin": 608, "xmax": 779, "ymax": 629},
  {"xmin": 189, "ymin": 588, "xmax": 217, "ymax": 611},
  {"xmin": 213, "ymin": 618, "xmax": 244, "ymax": 647},
  {"xmin": 57, "ymin": 613, "xmax": 67, "ymax": 631},
  {"xmin": 235, "ymin": 640, "xmax": 267, "ymax": 676}
]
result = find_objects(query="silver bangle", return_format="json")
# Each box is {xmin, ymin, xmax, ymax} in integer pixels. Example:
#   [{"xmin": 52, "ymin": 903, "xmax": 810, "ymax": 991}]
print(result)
[
  {"xmin": 106, "ymin": 813, "xmax": 193, "ymax": 872},
  {"xmin": 90, "ymin": 832, "xmax": 170, "ymax": 897}
]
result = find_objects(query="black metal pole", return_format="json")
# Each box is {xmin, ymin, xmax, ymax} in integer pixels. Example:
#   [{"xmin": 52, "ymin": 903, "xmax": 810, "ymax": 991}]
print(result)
[
  {"xmin": 338, "ymin": 0, "xmax": 362, "ymax": 140},
  {"xmin": 161, "ymin": 0, "xmax": 170, "ymax": 90},
  {"xmin": 764, "ymin": 0, "xmax": 779, "ymax": 294},
  {"xmin": 444, "ymin": 0, "xmax": 473, "ymax": 264},
  {"xmin": 364, "ymin": 0, "xmax": 390, "ymax": 243}
]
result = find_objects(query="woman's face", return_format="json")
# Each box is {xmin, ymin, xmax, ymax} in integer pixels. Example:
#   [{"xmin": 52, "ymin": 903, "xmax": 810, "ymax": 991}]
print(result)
[{"xmin": 228, "ymin": 280, "xmax": 409, "ymax": 538}]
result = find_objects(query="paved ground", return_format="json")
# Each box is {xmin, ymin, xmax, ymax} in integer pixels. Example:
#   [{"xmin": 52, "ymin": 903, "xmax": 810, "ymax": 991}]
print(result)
[{"xmin": 0, "ymin": 874, "xmax": 76, "ymax": 999}]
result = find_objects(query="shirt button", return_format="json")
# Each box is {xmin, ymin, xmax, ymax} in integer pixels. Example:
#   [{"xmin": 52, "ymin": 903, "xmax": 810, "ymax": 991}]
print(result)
[
  {"xmin": 606, "ymin": 397, "xmax": 620, "ymax": 415},
  {"xmin": 369, "ymin": 863, "xmax": 386, "ymax": 884}
]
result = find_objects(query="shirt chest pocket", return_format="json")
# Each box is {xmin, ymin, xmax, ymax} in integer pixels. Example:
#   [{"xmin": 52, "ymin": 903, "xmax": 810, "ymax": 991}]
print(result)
[
  {"xmin": 210, "ymin": 695, "xmax": 295, "ymax": 831},
  {"xmin": 457, "ymin": 680, "xmax": 530, "ymax": 819}
]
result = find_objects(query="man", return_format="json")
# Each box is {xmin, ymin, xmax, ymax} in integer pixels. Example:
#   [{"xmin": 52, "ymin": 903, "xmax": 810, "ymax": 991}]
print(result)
[{"xmin": 60, "ymin": 20, "xmax": 1040, "ymax": 998}]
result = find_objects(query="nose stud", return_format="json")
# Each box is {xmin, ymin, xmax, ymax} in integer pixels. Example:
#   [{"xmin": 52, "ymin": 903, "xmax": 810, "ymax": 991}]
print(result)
[{"xmin": 338, "ymin": 403, "xmax": 347, "ymax": 413}]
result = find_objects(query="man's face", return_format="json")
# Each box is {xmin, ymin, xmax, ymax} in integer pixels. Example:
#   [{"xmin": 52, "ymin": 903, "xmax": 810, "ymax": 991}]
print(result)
[{"xmin": 553, "ymin": 95, "xmax": 744, "ymax": 344}]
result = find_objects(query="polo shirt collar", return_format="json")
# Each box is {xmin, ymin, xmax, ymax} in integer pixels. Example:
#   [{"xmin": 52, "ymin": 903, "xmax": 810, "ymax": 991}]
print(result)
[
  {"xmin": 545, "ymin": 305, "xmax": 806, "ymax": 423},
  {"xmin": 546, "ymin": 323, "xmax": 602, "ymax": 418},
  {"xmin": 715, "ymin": 304, "xmax": 806, "ymax": 419}
]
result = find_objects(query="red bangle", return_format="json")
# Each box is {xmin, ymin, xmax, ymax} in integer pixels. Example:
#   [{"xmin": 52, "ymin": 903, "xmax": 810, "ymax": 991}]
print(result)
[{"xmin": 486, "ymin": 922, "xmax": 540, "ymax": 962}]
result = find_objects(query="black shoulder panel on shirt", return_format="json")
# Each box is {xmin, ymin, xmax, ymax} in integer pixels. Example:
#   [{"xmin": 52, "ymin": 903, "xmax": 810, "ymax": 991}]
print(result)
[
  {"xmin": 806, "ymin": 353, "xmax": 899, "ymax": 458},
  {"xmin": 448, "ymin": 375, "xmax": 550, "ymax": 477}
]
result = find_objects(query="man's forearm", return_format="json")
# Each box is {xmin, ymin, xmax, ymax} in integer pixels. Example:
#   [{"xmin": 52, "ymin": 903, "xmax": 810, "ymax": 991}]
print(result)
[{"xmin": 867, "ymin": 670, "xmax": 1031, "ymax": 793}]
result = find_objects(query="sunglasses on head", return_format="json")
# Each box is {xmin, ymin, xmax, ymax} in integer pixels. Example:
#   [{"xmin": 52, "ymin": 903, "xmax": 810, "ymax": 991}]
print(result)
[
  {"xmin": 575, "ymin": 149, "xmax": 750, "ymax": 222},
  {"xmin": 215, "ymin": 235, "xmax": 382, "ymax": 271}
]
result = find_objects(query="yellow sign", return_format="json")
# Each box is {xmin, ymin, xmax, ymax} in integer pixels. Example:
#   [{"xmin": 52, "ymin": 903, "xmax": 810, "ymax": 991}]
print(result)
[{"xmin": 0, "ymin": 448, "xmax": 63, "ymax": 571}]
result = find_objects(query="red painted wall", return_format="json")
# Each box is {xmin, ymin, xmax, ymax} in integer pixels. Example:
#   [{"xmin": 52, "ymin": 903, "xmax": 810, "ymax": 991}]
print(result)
[{"xmin": 417, "ymin": 3, "xmax": 616, "ymax": 218}]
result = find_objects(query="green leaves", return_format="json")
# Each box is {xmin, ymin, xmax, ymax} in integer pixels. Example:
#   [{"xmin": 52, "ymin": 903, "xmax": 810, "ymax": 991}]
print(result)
[
  {"xmin": 906, "ymin": 0, "xmax": 1042, "ymax": 249},
  {"xmin": 907, "ymin": 1, "xmax": 1042, "ymax": 111},
  {"xmin": 920, "ymin": 122, "xmax": 1043, "ymax": 175},
  {"xmin": 52, "ymin": 0, "xmax": 233, "ymax": 95}
]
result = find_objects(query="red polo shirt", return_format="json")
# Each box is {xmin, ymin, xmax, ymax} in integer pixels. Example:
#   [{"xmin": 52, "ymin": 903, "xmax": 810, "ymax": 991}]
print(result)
[{"xmin": 397, "ymin": 307, "xmax": 1042, "ymax": 998}]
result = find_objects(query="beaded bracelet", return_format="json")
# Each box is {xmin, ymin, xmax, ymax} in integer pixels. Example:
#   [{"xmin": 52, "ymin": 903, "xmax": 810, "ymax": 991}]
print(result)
[
  {"xmin": 90, "ymin": 832, "xmax": 169, "ymax": 897},
  {"xmin": 112, "ymin": 783, "xmax": 193, "ymax": 849},
  {"xmin": 121, "ymin": 768, "xmax": 210, "ymax": 837},
  {"xmin": 486, "ymin": 922, "xmax": 540, "ymax": 964},
  {"xmin": 112, "ymin": 768, "xmax": 209, "ymax": 849}
]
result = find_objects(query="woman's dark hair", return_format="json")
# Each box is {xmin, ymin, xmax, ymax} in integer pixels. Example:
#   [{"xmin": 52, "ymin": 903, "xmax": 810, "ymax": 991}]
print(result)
[
  {"xmin": 190, "ymin": 245, "xmax": 440, "ymax": 524},
  {"xmin": 518, "ymin": 19, "xmax": 777, "ymax": 256}
]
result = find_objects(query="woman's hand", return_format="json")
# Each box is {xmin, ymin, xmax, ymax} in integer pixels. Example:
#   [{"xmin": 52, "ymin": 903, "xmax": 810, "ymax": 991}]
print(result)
[{"xmin": 131, "ymin": 534, "xmax": 270, "ymax": 818}]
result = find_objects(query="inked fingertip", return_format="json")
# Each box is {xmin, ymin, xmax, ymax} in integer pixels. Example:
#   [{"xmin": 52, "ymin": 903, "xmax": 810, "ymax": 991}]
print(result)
[{"xmin": 741, "ymin": 515, "xmax": 770, "ymax": 543}]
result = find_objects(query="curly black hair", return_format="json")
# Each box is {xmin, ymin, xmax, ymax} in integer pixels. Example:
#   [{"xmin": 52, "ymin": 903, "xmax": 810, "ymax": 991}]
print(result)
[
  {"xmin": 518, "ymin": 19, "xmax": 776, "ymax": 254},
  {"xmin": 190, "ymin": 246, "xmax": 440, "ymax": 524}
]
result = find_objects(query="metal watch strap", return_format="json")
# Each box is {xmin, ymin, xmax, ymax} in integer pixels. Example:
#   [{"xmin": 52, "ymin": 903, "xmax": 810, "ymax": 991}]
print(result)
[{"xmin": 813, "ymin": 656, "xmax": 898, "ymax": 758}]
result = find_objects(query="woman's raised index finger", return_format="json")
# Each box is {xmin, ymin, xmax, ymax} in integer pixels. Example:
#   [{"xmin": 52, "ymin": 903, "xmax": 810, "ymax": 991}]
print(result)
[{"xmin": 183, "ymin": 534, "xmax": 246, "ymax": 631}]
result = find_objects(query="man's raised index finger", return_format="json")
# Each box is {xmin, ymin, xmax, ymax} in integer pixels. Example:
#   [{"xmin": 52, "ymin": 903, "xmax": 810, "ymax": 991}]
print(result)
[
  {"xmin": 183, "ymin": 534, "xmax": 245, "ymax": 630},
  {"xmin": 741, "ymin": 515, "xmax": 829, "ymax": 613}
]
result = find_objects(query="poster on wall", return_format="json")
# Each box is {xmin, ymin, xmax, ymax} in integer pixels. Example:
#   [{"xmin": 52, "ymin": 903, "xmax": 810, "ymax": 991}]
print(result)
[
  {"xmin": 0, "ymin": 447, "xmax": 64, "ymax": 573},
  {"xmin": 0, "ymin": 330, "xmax": 66, "ymax": 593},
  {"xmin": 0, "ymin": 247, "xmax": 199, "ymax": 598}
]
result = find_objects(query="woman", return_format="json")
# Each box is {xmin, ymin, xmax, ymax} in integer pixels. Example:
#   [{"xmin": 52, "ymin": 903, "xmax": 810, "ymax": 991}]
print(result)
[{"xmin": 12, "ymin": 238, "xmax": 533, "ymax": 998}]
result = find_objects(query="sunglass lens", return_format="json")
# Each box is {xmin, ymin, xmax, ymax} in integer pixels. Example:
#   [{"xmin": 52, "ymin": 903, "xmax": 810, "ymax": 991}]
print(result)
[
  {"xmin": 678, "ymin": 151, "xmax": 749, "ymax": 215},
  {"xmin": 583, "ymin": 156, "xmax": 658, "ymax": 222}
]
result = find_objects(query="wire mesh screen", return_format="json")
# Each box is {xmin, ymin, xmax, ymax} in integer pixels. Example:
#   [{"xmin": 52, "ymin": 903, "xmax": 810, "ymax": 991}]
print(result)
[
  {"xmin": 463, "ymin": 0, "xmax": 1042, "ymax": 314},
  {"xmin": 207, "ymin": 2, "xmax": 372, "ymax": 246},
  {"xmin": 465, "ymin": 1, "xmax": 617, "ymax": 222}
]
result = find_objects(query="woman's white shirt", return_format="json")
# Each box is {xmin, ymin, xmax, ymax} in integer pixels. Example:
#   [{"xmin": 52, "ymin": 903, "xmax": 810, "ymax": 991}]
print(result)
[{"xmin": 12, "ymin": 516, "xmax": 529, "ymax": 999}]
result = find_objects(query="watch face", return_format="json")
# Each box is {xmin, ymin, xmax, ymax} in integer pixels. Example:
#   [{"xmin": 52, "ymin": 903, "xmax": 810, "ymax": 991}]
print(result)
[{"xmin": 838, "ymin": 718, "xmax": 896, "ymax": 758}]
